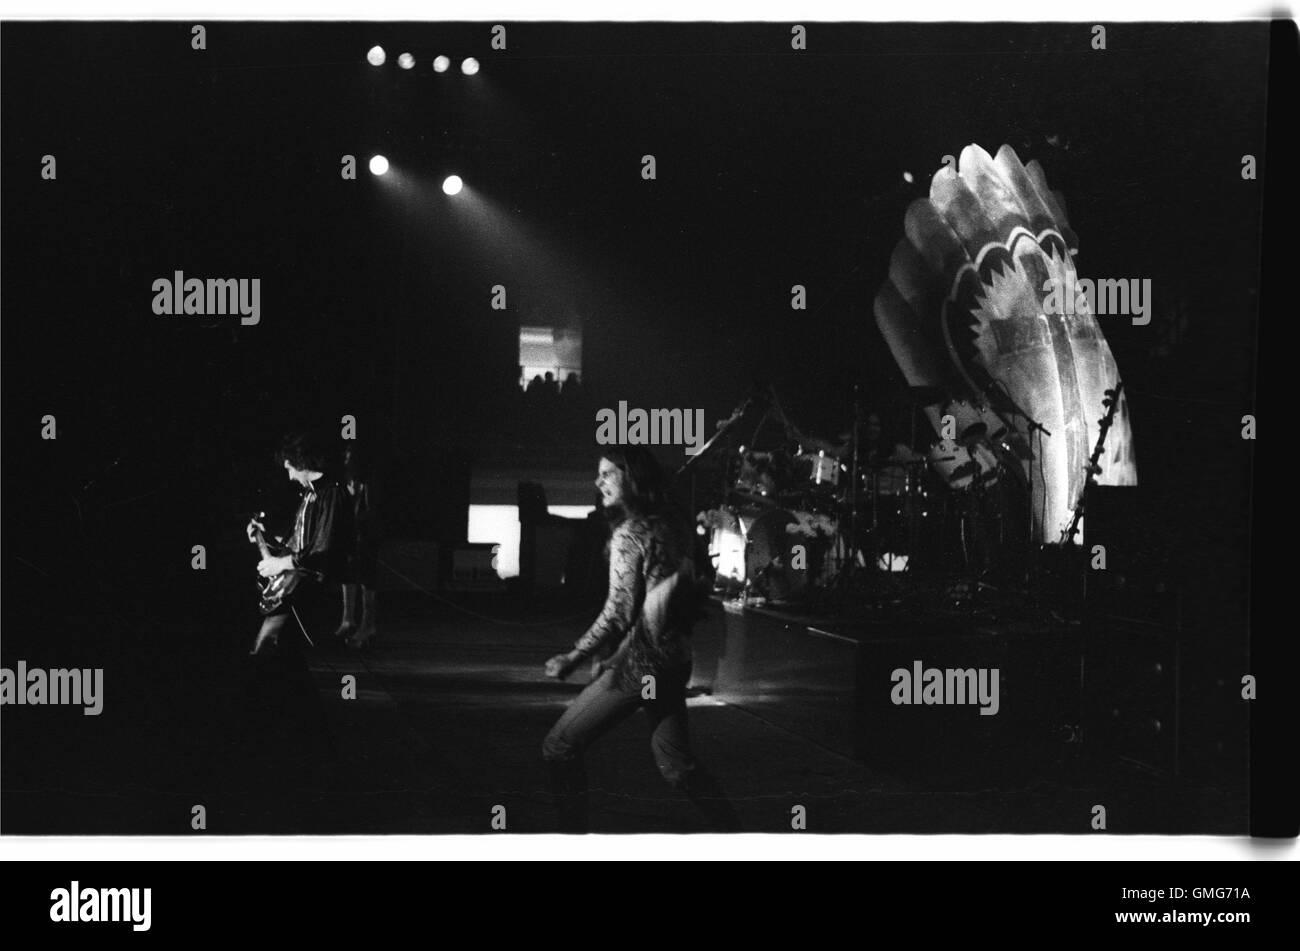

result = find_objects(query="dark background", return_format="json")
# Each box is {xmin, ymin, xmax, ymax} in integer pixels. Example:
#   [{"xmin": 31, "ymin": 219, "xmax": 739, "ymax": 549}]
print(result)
[
  {"xmin": 3, "ymin": 21, "xmax": 1264, "ymax": 519},
  {"xmin": 1, "ymin": 22, "xmax": 1263, "ymax": 832}
]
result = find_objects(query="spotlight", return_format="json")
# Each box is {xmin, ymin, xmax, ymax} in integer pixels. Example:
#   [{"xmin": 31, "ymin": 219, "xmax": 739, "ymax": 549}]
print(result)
[
  {"xmin": 369, "ymin": 155, "xmax": 390, "ymax": 176},
  {"xmin": 442, "ymin": 175, "xmax": 463, "ymax": 196},
  {"xmin": 433, "ymin": 55, "xmax": 450, "ymax": 73},
  {"xmin": 461, "ymin": 57, "xmax": 480, "ymax": 76},
  {"xmin": 903, "ymin": 170, "xmax": 914, "ymax": 183},
  {"xmin": 398, "ymin": 52, "xmax": 415, "ymax": 70},
  {"xmin": 366, "ymin": 45, "xmax": 386, "ymax": 66}
]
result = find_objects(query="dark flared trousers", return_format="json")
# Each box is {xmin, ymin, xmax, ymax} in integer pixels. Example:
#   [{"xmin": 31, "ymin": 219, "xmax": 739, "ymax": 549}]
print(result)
[{"xmin": 542, "ymin": 666, "xmax": 741, "ymax": 833}]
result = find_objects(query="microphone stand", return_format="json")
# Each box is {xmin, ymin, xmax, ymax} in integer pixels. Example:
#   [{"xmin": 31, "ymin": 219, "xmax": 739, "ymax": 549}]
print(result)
[
  {"xmin": 850, "ymin": 385, "xmax": 863, "ymax": 579},
  {"xmin": 676, "ymin": 393, "xmax": 757, "ymax": 479},
  {"xmin": 987, "ymin": 378, "xmax": 1052, "ymax": 603},
  {"xmin": 987, "ymin": 378, "xmax": 1051, "ymax": 439},
  {"xmin": 825, "ymin": 385, "xmax": 866, "ymax": 609}
]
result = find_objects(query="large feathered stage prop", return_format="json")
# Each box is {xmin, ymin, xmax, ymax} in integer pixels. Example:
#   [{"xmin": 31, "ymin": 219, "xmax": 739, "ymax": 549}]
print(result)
[{"xmin": 875, "ymin": 144, "xmax": 1137, "ymax": 545}]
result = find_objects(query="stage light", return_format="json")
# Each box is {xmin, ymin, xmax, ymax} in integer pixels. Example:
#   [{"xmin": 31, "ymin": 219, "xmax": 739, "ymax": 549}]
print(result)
[
  {"xmin": 461, "ymin": 57, "xmax": 480, "ymax": 75},
  {"xmin": 442, "ymin": 175, "xmax": 464, "ymax": 195},
  {"xmin": 366, "ymin": 45, "xmax": 386, "ymax": 66},
  {"xmin": 433, "ymin": 55, "xmax": 450, "ymax": 73},
  {"xmin": 877, "ymin": 552, "xmax": 909, "ymax": 572},
  {"xmin": 468, "ymin": 504, "xmax": 593, "ymax": 579},
  {"xmin": 903, "ymin": 171, "xmax": 915, "ymax": 183},
  {"xmin": 369, "ymin": 155, "xmax": 390, "ymax": 176},
  {"xmin": 398, "ymin": 52, "xmax": 415, "ymax": 70}
]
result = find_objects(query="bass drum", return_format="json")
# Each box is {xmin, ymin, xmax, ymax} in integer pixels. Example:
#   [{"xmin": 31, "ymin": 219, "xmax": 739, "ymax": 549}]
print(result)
[
  {"xmin": 743, "ymin": 507, "xmax": 809, "ymax": 602},
  {"xmin": 707, "ymin": 506, "xmax": 830, "ymax": 601},
  {"xmin": 708, "ymin": 513, "xmax": 747, "ymax": 589}
]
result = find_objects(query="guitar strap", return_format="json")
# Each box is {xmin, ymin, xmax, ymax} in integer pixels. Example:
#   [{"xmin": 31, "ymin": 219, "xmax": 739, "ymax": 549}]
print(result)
[{"xmin": 289, "ymin": 605, "xmax": 316, "ymax": 648}]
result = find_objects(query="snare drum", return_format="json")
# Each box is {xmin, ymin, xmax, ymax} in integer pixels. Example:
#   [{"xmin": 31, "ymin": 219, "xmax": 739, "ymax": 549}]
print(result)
[{"xmin": 864, "ymin": 463, "xmax": 909, "ymax": 496}]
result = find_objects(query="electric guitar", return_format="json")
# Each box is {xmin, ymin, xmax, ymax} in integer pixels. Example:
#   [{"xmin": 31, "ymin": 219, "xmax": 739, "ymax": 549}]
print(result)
[{"xmin": 249, "ymin": 513, "xmax": 305, "ymax": 615}]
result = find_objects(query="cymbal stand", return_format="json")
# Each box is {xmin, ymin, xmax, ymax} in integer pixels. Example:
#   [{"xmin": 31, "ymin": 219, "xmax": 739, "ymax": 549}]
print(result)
[{"xmin": 825, "ymin": 386, "xmax": 871, "ymax": 606}]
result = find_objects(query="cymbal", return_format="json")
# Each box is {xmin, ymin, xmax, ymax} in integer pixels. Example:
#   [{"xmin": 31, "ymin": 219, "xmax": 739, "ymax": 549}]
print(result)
[
  {"xmin": 797, "ymin": 437, "xmax": 848, "ymax": 457},
  {"xmin": 729, "ymin": 488, "xmax": 779, "ymax": 508},
  {"xmin": 887, "ymin": 444, "xmax": 926, "ymax": 463}
]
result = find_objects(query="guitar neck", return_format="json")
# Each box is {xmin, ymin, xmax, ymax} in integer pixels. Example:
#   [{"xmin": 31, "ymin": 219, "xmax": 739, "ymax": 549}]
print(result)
[{"xmin": 254, "ymin": 529, "xmax": 279, "ymax": 561}]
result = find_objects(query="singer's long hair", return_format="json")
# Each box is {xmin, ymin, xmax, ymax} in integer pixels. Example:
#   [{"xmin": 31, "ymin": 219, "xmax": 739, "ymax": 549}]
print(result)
[
  {"xmin": 599, "ymin": 445, "xmax": 670, "ymax": 520},
  {"xmin": 599, "ymin": 445, "xmax": 708, "ymax": 630}
]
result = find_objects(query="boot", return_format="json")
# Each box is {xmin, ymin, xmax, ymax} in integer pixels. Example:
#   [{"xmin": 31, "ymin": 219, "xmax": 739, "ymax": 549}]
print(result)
[
  {"xmin": 333, "ymin": 584, "xmax": 359, "ymax": 641},
  {"xmin": 348, "ymin": 587, "xmax": 378, "ymax": 649}
]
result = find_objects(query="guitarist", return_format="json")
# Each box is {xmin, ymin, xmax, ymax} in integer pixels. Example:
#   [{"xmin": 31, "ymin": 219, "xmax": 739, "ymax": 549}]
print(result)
[{"xmin": 245, "ymin": 431, "xmax": 354, "ymax": 656}]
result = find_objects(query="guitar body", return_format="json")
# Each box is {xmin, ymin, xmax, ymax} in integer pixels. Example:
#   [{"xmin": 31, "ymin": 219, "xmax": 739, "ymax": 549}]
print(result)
[
  {"xmin": 251, "ymin": 520, "xmax": 311, "ymax": 615},
  {"xmin": 258, "ymin": 569, "xmax": 303, "ymax": 615}
]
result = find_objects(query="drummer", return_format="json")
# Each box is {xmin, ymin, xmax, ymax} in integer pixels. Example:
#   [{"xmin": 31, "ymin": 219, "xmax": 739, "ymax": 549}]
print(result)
[
  {"xmin": 853, "ymin": 411, "xmax": 923, "ymax": 499},
  {"xmin": 863, "ymin": 412, "xmax": 921, "ymax": 467},
  {"xmin": 792, "ymin": 412, "xmax": 919, "ymax": 471}
]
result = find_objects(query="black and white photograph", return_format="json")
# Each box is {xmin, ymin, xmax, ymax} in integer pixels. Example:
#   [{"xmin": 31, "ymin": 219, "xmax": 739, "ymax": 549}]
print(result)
[{"xmin": 0, "ymin": 6, "xmax": 1283, "ymax": 860}]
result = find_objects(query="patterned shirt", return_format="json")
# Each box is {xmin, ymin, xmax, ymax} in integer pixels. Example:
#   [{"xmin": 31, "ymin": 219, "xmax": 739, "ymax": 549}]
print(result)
[{"xmin": 572, "ymin": 514, "xmax": 694, "ymax": 689}]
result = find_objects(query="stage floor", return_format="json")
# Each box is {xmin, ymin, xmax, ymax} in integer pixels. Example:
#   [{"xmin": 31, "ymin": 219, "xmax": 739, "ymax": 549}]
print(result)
[{"xmin": 1, "ymin": 592, "xmax": 1247, "ymax": 835}]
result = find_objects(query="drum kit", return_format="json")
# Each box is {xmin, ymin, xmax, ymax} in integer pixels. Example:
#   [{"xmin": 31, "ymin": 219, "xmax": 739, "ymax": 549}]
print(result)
[{"xmin": 694, "ymin": 385, "xmax": 1025, "ymax": 606}]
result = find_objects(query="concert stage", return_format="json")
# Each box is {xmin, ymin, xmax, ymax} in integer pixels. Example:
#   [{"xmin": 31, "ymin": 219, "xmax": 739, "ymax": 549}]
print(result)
[
  {"xmin": 692, "ymin": 596, "xmax": 1082, "ymax": 778},
  {"xmin": 0, "ymin": 585, "xmax": 1247, "ymax": 836}
]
